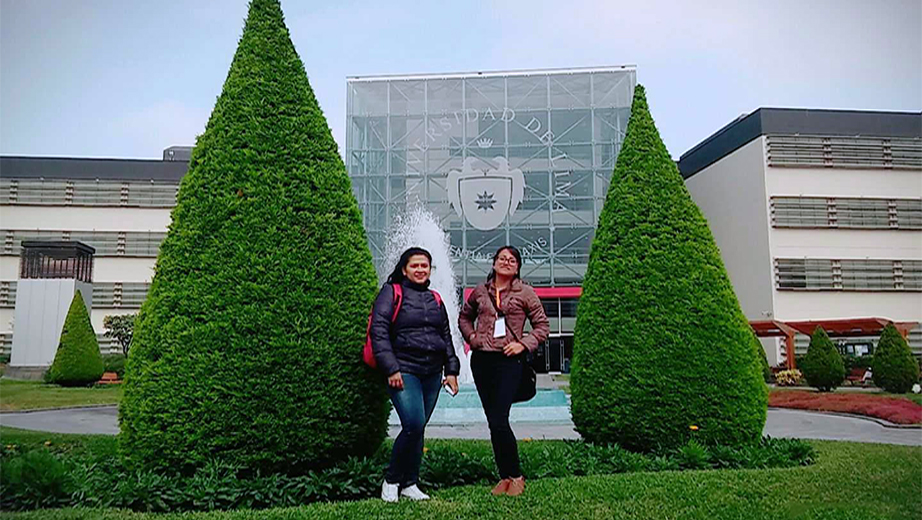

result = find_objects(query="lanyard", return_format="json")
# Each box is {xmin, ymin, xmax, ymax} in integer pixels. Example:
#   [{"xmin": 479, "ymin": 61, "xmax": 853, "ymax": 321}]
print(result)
[
  {"xmin": 490, "ymin": 284, "xmax": 518, "ymax": 341},
  {"xmin": 492, "ymin": 286, "xmax": 504, "ymax": 317}
]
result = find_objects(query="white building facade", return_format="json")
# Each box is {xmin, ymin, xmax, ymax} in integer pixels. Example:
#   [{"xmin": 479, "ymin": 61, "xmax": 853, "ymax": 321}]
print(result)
[
  {"xmin": 0, "ymin": 149, "xmax": 190, "ymax": 354},
  {"xmin": 679, "ymin": 109, "xmax": 922, "ymax": 365}
]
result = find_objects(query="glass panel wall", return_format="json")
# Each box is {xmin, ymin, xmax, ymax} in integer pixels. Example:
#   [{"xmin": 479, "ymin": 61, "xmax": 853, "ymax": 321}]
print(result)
[{"xmin": 346, "ymin": 68, "xmax": 637, "ymax": 293}]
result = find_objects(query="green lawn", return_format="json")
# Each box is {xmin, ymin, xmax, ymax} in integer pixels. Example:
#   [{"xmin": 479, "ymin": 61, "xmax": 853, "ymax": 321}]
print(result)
[
  {"xmin": 0, "ymin": 379, "xmax": 123, "ymax": 412},
  {"xmin": 0, "ymin": 433, "xmax": 918, "ymax": 520},
  {"xmin": 881, "ymin": 391, "xmax": 922, "ymax": 405}
]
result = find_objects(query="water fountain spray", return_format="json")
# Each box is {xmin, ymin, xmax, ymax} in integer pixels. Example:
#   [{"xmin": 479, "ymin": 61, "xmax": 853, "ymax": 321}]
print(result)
[{"xmin": 382, "ymin": 204, "xmax": 472, "ymax": 383}]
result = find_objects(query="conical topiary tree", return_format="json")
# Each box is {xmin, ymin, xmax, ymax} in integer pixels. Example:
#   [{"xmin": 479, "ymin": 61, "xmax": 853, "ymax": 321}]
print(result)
[
  {"xmin": 801, "ymin": 327, "xmax": 845, "ymax": 392},
  {"xmin": 45, "ymin": 291, "xmax": 104, "ymax": 387},
  {"xmin": 118, "ymin": 0, "xmax": 388, "ymax": 474},
  {"xmin": 755, "ymin": 336, "xmax": 773, "ymax": 383},
  {"xmin": 569, "ymin": 85, "xmax": 767, "ymax": 452},
  {"xmin": 873, "ymin": 324, "xmax": 920, "ymax": 394}
]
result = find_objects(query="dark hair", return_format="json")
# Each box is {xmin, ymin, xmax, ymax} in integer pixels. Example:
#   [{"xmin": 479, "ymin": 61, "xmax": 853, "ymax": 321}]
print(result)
[
  {"xmin": 487, "ymin": 245, "xmax": 522, "ymax": 281},
  {"xmin": 387, "ymin": 247, "xmax": 433, "ymax": 285}
]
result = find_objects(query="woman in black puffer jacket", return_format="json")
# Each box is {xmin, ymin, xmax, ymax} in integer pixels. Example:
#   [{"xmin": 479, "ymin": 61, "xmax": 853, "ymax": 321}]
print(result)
[{"xmin": 370, "ymin": 247, "xmax": 460, "ymax": 503}]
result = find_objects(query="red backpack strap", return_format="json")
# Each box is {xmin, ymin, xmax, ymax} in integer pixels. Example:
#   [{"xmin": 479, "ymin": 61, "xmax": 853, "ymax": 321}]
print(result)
[
  {"xmin": 391, "ymin": 283, "xmax": 403, "ymax": 321},
  {"xmin": 429, "ymin": 289, "xmax": 443, "ymax": 307}
]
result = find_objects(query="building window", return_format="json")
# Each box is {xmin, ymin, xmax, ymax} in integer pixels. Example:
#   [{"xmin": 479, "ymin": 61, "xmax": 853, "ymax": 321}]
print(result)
[
  {"xmin": 1, "ymin": 280, "xmax": 150, "ymax": 309},
  {"xmin": 902, "ymin": 260, "xmax": 922, "ymax": 291},
  {"xmin": 124, "ymin": 232, "xmax": 168, "ymax": 257},
  {"xmin": 2, "ymin": 230, "xmax": 166, "ymax": 257},
  {"xmin": 0, "ymin": 179, "xmax": 68, "ymax": 204},
  {"xmin": 0, "ymin": 281, "xmax": 14, "ymax": 308},
  {"xmin": 835, "ymin": 199, "xmax": 891, "ymax": 228},
  {"xmin": 92, "ymin": 282, "xmax": 150, "ymax": 308},
  {"xmin": 840, "ymin": 259, "xmax": 898, "ymax": 290},
  {"xmin": 766, "ymin": 135, "xmax": 922, "ymax": 170},
  {"xmin": 771, "ymin": 197, "xmax": 829, "ymax": 227},
  {"xmin": 771, "ymin": 197, "xmax": 922, "ymax": 230},
  {"xmin": 895, "ymin": 199, "xmax": 922, "ymax": 229},
  {"xmin": 775, "ymin": 258, "xmax": 922, "ymax": 292},
  {"xmin": 0, "ymin": 178, "xmax": 178, "ymax": 207},
  {"xmin": 774, "ymin": 258, "xmax": 836, "ymax": 290}
]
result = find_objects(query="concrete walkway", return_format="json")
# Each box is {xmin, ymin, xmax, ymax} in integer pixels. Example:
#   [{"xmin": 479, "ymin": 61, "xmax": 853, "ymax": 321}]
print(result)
[
  {"xmin": 3, "ymin": 405, "xmax": 920, "ymax": 446},
  {"xmin": 2, "ymin": 406, "xmax": 120, "ymax": 436}
]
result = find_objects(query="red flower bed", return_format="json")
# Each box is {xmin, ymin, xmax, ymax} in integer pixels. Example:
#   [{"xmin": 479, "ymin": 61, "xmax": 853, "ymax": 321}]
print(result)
[{"xmin": 769, "ymin": 391, "xmax": 922, "ymax": 425}]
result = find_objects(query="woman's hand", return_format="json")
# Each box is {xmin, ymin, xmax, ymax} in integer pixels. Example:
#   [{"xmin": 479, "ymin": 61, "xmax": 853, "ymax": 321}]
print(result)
[
  {"xmin": 388, "ymin": 372, "xmax": 404, "ymax": 390},
  {"xmin": 442, "ymin": 375, "xmax": 459, "ymax": 395},
  {"xmin": 503, "ymin": 341, "xmax": 526, "ymax": 357}
]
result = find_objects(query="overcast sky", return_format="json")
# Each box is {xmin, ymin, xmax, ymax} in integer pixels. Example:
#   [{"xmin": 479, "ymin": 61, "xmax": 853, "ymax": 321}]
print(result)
[{"xmin": 1, "ymin": 0, "xmax": 920, "ymax": 160}]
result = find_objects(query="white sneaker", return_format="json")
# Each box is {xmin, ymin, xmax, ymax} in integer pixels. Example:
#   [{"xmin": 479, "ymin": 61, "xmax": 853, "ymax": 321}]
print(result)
[
  {"xmin": 381, "ymin": 481, "xmax": 399, "ymax": 503},
  {"xmin": 400, "ymin": 484, "xmax": 430, "ymax": 501}
]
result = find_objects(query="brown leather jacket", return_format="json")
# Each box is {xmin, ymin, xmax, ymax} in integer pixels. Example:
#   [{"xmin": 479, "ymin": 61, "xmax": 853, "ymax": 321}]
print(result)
[{"xmin": 458, "ymin": 278, "xmax": 550, "ymax": 353}]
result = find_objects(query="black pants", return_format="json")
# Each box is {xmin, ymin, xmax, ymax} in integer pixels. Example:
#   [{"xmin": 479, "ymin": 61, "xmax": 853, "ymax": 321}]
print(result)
[{"xmin": 471, "ymin": 350, "xmax": 522, "ymax": 479}]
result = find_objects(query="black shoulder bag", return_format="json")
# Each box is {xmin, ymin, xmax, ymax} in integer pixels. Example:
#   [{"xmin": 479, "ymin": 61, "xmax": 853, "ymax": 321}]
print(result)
[{"xmin": 513, "ymin": 350, "xmax": 537, "ymax": 404}]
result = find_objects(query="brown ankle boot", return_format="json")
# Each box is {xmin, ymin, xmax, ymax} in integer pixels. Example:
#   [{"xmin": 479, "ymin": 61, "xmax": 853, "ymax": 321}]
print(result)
[
  {"xmin": 491, "ymin": 479, "xmax": 511, "ymax": 495},
  {"xmin": 506, "ymin": 476, "xmax": 525, "ymax": 496}
]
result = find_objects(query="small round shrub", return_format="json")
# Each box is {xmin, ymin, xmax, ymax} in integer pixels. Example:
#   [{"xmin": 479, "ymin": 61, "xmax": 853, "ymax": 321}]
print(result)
[
  {"xmin": 800, "ymin": 327, "xmax": 845, "ymax": 392},
  {"xmin": 45, "ymin": 291, "xmax": 104, "ymax": 387},
  {"xmin": 872, "ymin": 324, "xmax": 920, "ymax": 394}
]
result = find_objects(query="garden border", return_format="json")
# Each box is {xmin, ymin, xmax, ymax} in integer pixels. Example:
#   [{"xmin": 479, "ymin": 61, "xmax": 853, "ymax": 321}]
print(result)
[{"xmin": 767, "ymin": 406, "xmax": 921, "ymax": 429}]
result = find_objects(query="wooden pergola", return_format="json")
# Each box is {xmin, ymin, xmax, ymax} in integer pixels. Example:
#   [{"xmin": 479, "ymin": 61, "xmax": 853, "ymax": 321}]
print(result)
[{"xmin": 750, "ymin": 317, "xmax": 918, "ymax": 370}]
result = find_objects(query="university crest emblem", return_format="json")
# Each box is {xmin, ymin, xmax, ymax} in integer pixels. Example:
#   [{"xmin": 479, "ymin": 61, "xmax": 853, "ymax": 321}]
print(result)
[{"xmin": 447, "ymin": 157, "xmax": 525, "ymax": 231}]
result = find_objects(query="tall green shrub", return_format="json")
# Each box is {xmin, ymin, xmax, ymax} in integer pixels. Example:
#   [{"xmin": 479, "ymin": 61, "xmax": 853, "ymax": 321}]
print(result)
[
  {"xmin": 872, "ymin": 324, "xmax": 919, "ymax": 394},
  {"xmin": 756, "ymin": 337, "xmax": 773, "ymax": 383},
  {"xmin": 119, "ymin": 0, "xmax": 387, "ymax": 475},
  {"xmin": 569, "ymin": 85, "xmax": 767, "ymax": 452},
  {"xmin": 800, "ymin": 327, "xmax": 845, "ymax": 392},
  {"xmin": 45, "ymin": 291, "xmax": 104, "ymax": 387}
]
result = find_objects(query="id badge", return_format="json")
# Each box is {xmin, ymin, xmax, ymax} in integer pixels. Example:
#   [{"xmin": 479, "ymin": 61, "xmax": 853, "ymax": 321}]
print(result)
[{"xmin": 493, "ymin": 316, "xmax": 507, "ymax": 338}]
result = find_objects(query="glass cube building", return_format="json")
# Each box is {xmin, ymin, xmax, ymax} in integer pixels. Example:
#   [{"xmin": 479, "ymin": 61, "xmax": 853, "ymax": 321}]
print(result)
[{"xmin": 346, "ymin": 66, "xmax": 636, "ymax": 371}]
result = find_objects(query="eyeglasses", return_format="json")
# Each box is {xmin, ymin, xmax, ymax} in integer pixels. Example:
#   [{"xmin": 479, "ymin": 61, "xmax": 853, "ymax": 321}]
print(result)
[{"xmin": 496, "ymin": 257, "xmax": 518, "ymax": 265}]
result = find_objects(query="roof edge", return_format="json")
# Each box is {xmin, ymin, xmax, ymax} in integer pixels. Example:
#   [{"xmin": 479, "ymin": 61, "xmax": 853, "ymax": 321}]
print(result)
[
  {"xmin": 348, "ymin": 65, "xmax": 637, "ymax": 82},
  {"xmin": 678, "ymin": 108, "xmax": 922, "ymax": 180}
]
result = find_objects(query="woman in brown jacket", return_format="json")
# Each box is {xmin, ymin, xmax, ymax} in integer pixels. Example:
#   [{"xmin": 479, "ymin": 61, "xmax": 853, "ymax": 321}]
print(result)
[{"xmin": 458, "ymin": 245, "xmax": 550, "ymax": 497}]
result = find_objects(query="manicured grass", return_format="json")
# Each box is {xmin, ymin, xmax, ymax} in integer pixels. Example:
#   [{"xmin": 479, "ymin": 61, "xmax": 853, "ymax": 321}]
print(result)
[
  {"xmin": 881, "ymin": 391, "xmax": 922, "ymax": 406},
  {"xmin": 769, "ymin": 388, "xmax": 922, "ymax": 423},
  {"xmin": 0, "ymin": 427, "xmax": 118, "ymax": 460},
  {"xmin": 0, "ymin": 380, "xmax": 122, "ymax": 412},
  {"xmin": 0, "ymin": 440, "xmax": 918, "ymax": 520}
]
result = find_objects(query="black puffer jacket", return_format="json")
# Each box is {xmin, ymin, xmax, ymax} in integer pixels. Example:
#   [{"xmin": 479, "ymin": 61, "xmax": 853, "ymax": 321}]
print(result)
[{"xmin": 370, "ymin": 280, "xmax": 460, "ymax": 377}]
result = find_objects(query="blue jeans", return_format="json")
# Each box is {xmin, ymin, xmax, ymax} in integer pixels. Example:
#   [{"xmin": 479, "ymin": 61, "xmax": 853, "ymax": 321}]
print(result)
[{"xmin": 385, "ymin": 372, "xmax": 441, "ymax": 487}]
